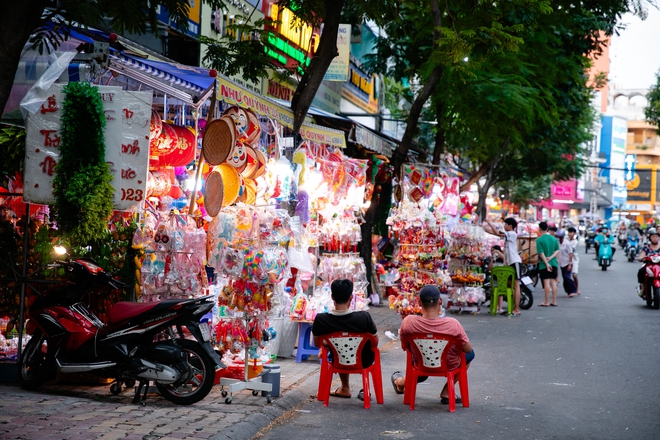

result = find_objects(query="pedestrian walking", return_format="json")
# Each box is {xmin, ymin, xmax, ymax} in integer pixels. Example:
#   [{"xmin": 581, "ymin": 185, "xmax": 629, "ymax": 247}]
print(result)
[
  {"xmin": 567, "ymin": 226, "xmax": 580, "ymax": 294},
  {"xmin": 556, "ymin": 229, "xmax": 577, "ymax": 297},
  {"xmin": 537, "ymin": 221, "xmax": 559, "ymax": 307}
]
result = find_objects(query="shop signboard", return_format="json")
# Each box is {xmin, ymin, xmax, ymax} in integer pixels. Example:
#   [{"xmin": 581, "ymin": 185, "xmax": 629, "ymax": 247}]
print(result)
[
  {"xmin": 262, "ymin": 1, "xmax": 316, "ymax": 72},
  {"xmin": 155, "ymin": 1, "xmax": 201, "ymax": 37},
  {"xmin": 265, "ymin": 78, "xmax": 296, "ymax": 102},
  {"xmin": 116, "ymin": 91, "xmax": 153, "ymax": 210},
  {"xmin": 626, "ymin": 167, "xmax": 653, "ymax": 204},
  {"xmin": 323, "ymin": 24, "xmax": 351, "ymax": 82},
  {"xmin": 23, "ymin": 84, "xmax": 151, "ymax": 210},
  {"xmin": 342, "ymin": 56, "xmax": 379, "ymax": 114},
  {"xmin": 216, "ymin": 76, "xmax": 346, "ymax": 148},
  {"xmin": 355, "ymin": 125, "xmax": 395, "ymax": 156},
  {"xmin": 311, "ymin": 81, "xmax": 342, "ymax": 114},
  {"xmin": 550, "ymin": 180, "xmax": 582, "ymax": 203}
]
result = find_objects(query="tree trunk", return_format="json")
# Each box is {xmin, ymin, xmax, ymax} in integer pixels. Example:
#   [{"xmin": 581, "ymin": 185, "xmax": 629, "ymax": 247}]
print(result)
[
  {"xmin": 0, "ymin": 1, "xmax": 49, "ymax": 116},
  {"xmin": 459, "ymin": 136, "xmax": 509, "ymax": 193},
  {"xmin": 360, "ymin": 183, "xmax": 380, "ymax": 296},
  {"xmin": 475, "ymin": 168, "xmax": 495, "ymax": 221},
  {"xmin": 290, "ymin": 0, "xmax": 345, "ymax": 133},
  {"xmin": 390, "ymin": 0, "xmax": 443, "ymax": 174},
  {"xmin": 432, "ymin": 102, "xmax": 445, "ymax": 165}
]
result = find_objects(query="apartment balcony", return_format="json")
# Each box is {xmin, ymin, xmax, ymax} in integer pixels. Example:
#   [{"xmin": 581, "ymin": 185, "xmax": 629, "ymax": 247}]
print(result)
[{"xmin": 627, "ymin": 120, "xmax": 660, "ymax": 155}]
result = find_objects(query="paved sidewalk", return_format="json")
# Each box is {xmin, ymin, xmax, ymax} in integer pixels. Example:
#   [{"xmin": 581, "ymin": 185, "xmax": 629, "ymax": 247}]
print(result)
[{"xmin": 0, "ymin": 304, "xmax": 404, "ymax": 440}]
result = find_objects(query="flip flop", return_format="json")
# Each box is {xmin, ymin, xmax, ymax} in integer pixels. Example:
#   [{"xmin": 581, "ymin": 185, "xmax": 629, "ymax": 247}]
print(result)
[
  {"xmin": 441, "ymin": 396, "xmax": 462, "ymax": 404},
  {"xmin": 391, "ymin": 371, "xmax": 404, "ymax": 395},
  {"xmin": 550, "ymin": 303, "xmax": 558, "ymax": 306},
  {"xmin": 357, "ymin": 389, "xmax": 364, "ymax": 401},
  {"xmin": 538, "ymin": 303, "xmax": 549, "ymax": 307},
  {"xmin": 329, "ymin": 388, "xmax": 351, "ymax": 399}
]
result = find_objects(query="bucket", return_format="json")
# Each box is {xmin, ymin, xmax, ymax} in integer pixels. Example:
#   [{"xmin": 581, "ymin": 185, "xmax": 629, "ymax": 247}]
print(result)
[{"xmin": 261, "ymin": 364, "xmax": 281, "ymax": 397}]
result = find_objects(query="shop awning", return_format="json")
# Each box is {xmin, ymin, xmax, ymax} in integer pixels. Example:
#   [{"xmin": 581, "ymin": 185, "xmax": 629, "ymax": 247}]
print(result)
[{"xmin": 108, "ymin": 54, "xmax": 215, "ymax": 106}]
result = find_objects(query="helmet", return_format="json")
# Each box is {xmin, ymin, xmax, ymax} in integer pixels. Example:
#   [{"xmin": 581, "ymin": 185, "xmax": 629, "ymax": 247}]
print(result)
[{"xmin": 649, "ymin": 228, "xmax": 659, "ymax": 237}]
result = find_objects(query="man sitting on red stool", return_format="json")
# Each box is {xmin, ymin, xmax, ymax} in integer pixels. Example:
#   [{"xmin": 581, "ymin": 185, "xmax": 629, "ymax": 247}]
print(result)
[
  {"xmin": 391, "ymin": 285, "xmax": 474, "ymax": 404},
  {"xmin": 312, "ymin": 279, "xmax": 378, "ymax": 400}
]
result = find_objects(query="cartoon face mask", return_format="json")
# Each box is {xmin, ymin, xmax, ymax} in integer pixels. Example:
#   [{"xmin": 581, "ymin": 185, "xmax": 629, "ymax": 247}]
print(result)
[{"xmin": 228, "ymin": 142, "xmax": 248, "ymax": 170}]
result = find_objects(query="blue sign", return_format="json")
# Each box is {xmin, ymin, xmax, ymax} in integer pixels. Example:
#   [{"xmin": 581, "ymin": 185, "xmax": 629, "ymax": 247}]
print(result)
[{"xmin": 625, "ymin": 154, "xmax": 636, "ymax": 181}]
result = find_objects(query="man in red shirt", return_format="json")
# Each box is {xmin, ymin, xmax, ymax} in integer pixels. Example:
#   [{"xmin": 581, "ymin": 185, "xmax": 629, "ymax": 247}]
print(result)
[{"xmin": 391, "ymin": 285, "xmax": 474, "ymax": 404}]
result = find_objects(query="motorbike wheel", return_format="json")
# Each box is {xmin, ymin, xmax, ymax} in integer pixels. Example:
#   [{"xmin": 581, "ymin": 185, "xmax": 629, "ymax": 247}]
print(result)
[
  {"xmin": 519, "ymin": 286, "xmax": 533, "ymax": 309},
  {"xmin": 19, "ymin": 331, "xmax": 53, "ymax": 390},
  {"xmin": 646, "ymin": 285, "xmax": 653, "ymax": 308},
  {"xmin": 156, "ymin": 340, "xmax": 215, "ymax": 405},
  {"xmin": 601, "ymin": 263, "xmax": 607, "ymax": 271},
  {"xmin": 653, "ymin": 286, "xmax": 660, "ymax": 310},
  {"xmin": 585, "ymin": 244, "xmax": 589, "ymax": 254}
]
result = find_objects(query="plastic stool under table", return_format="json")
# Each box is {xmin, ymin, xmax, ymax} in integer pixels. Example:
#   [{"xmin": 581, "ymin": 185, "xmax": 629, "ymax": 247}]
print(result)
[{"xmin": 296, "ymin": 322, "xmax": 320, "ymax": 362}]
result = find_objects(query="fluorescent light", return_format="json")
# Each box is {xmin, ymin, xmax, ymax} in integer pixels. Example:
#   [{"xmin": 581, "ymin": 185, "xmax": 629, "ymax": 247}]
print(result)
[{"xmin": 552, "ymin": 199, "xmax": 574, "ymax": 204}]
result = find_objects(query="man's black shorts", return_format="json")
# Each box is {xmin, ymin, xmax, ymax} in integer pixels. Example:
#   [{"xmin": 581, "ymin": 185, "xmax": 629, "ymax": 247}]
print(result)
[{"xmin": 540, "ymin": 266, "xmax": 558, "ymax": 280}]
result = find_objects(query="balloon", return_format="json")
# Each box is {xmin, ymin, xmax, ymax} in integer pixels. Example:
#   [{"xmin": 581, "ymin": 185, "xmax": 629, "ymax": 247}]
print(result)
[{"xmin": 169, "ymin": 185, "xmax": 183, "ymax": 199}]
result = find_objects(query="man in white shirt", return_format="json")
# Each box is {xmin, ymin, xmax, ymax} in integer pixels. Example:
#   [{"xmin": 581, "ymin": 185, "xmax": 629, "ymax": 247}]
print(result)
[
  {"xmin": 566, "ymin": 227, "xmax": 580, "ymax": 295},
  {"xmin": 556, "ymin": 229, "xmax": 577, "ymax": 297},
  {"xmin": 483, "ymin": 217, "xmax": 522, "ymax": 316}
]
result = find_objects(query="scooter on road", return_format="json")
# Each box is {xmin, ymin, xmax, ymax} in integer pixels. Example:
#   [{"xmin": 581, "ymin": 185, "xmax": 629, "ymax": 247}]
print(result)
[
  {"xmin": 627, "ymin": 236, "xmax": 640, "ymax": 262},
  {"xmin": 596, "ymin": 235, "xmax": 615, "ymax": 271},
  {"xmin": 641, "ymin": 255, "xmax": 660, "ymax": 309}
]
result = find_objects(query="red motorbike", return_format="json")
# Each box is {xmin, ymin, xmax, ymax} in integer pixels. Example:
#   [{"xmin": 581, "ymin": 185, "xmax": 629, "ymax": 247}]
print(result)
[
  {"xmin": 20, "ymin": 258, "xmax": 224, "ymax": 405},
  {"xmin": 642, "ymin": 255, "xmax": 660, "ymax": 309}
]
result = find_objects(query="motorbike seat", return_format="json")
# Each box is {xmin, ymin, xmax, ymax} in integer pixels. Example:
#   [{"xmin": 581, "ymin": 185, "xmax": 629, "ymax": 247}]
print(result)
[{"xmin": 108, "ymin": 301, "xmax": 159, "ymax": 324}]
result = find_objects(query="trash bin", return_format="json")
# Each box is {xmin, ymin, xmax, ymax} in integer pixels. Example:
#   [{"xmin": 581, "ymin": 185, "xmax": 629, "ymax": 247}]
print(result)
[{"xmin": 261, "ymin": 364, "xmax": 281, "ymax": 397}]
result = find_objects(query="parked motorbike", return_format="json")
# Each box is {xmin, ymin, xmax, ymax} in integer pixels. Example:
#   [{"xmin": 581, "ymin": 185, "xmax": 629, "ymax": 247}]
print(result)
[
  {"xmin": 20, "ymin": 258, "xmax": 224, "ymax": 405},
  {"xmin": 627, "ymin": 236, "xmax": 640, "ymax": 262},
  {"xmin": 480, "ymin": 259, "xmax": 533, "ymax": 310},
  {"xmin": 596, "ymin": 236, "xmax": 614, "ymax": 271},
  {"xmin": 585, "ymin": 230, "xmax": 597, "ymax": 254},
  {"xmin": 641, "ymin": 255, "xmax": 660, "ymax": 309}
]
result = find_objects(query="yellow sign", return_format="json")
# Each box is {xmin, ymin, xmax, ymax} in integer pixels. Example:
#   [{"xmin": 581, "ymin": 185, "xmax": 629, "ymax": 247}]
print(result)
[{"xmin": 216, "ymin": 77, "xmax": 346, "ymax": 148}]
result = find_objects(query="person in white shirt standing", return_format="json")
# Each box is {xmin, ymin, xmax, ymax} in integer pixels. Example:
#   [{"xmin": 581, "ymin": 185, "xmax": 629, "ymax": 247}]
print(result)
[
  {"xmin": 556, "ymin": 229, "xmax": 577, "ymax": 297},
  {"xmin": 566, "ymin": 226, "xmax": 580, "ymax": 295},
  {"xmin": 483, "ymin": 217, "xmax": 522, "ymax": 316}
]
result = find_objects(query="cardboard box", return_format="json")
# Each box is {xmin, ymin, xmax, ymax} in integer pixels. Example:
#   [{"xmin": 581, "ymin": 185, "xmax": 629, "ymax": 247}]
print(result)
[{"xmin": 517, "ymin": 236, "xmax": 538, "ymax": 264}]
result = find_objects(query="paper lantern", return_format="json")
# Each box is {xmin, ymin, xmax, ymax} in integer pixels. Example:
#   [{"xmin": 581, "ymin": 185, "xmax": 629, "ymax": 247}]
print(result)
[{"xmin": 160, "ymin": 125, "xmax": 196, "ymax": 167}]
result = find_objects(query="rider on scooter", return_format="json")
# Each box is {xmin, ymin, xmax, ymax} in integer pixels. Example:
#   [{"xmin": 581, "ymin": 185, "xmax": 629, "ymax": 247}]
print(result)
[
  {"xmin": 594, "ymin": 227, "xmax": 616, "ymax": 262},
  {"xmin": 636, "ymin": 228, "xmax": 660, "ymax": 296}
]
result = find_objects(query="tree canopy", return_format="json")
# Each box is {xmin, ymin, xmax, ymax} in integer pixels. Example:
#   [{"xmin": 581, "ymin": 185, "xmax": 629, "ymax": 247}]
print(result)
[{"xmin": 646, "ymin": 70, "xmax": 660, "ymax": 134}]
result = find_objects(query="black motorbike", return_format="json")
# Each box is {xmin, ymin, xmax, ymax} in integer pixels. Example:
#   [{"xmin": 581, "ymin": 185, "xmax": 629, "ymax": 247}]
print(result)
[
  {"xmin": 20, "ymin": 258, "xmax": 224, "ymax": 405},
  {"xmin": 518, "ymin": 263, "xmax": 536, "ymax": 309},
  {"xmin": 585, "ymin": 230, "xmax": 597, "ymax": 253},
  {"xmin": 481, "ymin": 259, "xmax": 533, "ymax": 310}
]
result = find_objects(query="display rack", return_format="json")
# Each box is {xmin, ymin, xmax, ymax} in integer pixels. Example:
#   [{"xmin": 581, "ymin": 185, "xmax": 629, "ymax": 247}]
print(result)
[
  {"xmin": 446, "ymin": 261, "xmax": 484, "ymax": 315},
  {"xmin": 218, "ymin": 312, "xmax": 273, "ymax": 404}
]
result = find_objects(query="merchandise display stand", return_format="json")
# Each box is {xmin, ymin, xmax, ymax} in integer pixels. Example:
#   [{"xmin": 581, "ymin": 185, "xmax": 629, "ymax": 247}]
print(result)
[{"xmin": 219, "ymin": 312, "xmax": 273, "ymax": 404}]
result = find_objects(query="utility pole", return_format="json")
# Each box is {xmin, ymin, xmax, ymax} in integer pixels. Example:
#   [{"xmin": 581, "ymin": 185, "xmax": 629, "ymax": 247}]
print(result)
[{"xmin": 590, "ymin": 166, "xmax": 599, "ymax": 218}]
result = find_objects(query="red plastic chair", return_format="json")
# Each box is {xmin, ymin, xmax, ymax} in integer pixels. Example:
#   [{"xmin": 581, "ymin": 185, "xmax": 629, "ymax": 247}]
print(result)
[
  {"xmin": 400, "ymin": 332, "xmax": 470, "ymax": 412},
  {"xmin": 316, "ymin": 331, "xmax": 384, "ymax": 409}
]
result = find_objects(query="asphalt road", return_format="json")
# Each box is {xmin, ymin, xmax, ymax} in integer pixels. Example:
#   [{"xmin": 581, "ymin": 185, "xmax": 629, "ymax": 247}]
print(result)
[{"xmin": 254, "ymin": 243, "xmax": 660, "ymax": 440}]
